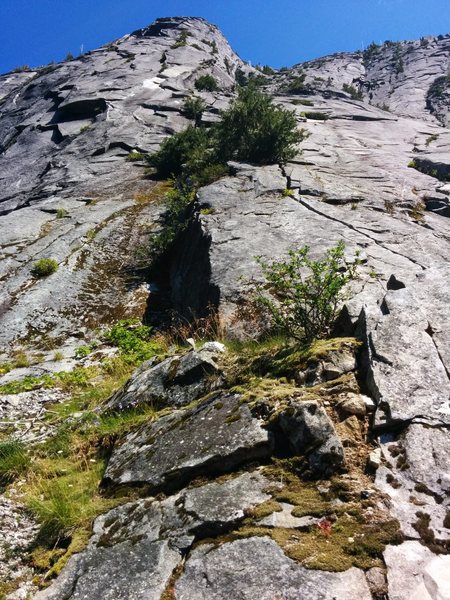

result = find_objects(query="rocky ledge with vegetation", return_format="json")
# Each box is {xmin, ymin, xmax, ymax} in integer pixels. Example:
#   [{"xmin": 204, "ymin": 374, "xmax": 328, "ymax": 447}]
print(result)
[{"xmin": 0, "ymin": 15, "xmax": 449, "ymax": 600}]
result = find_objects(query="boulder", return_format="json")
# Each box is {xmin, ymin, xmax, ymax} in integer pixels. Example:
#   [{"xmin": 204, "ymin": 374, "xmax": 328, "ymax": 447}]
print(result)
[
  {"xmin": 337, "ymin": 393, "xmax": 367, "ymax": 416},
  {"xmin": 175, "ymin": 537, "xmax": 373, "ymax": 600},
  {"xmin": 34, "ymin": 471, "xmax": 272, "ymax": 599},
  {"xmin": 322, "ymin": 348, "xmax": 357, "ymax": 381},
  {"xmin": 277, "ymin": 400, "xmax": 344, "ymax": 476},
  {"xmin": 384, "ymin": 541, "xmax": 450, "ymax": 600},
  {"xmin": 104, "ymin": 344, "xmax": 223, "ymax": 411},
  {"xmin": 103, "ymin": 393, "xmax": 274, "ymax": 492}
]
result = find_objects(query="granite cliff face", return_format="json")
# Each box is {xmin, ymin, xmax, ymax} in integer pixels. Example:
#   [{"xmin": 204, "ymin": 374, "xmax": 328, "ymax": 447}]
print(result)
[{"xmin": 0, "ymin": 16, "xmax": 450, "ymax": 600}]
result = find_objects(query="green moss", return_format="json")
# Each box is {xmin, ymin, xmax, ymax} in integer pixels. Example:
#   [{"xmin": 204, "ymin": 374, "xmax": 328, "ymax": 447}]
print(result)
[
  {"xmin": 126, "ymin": 151, "xmax": 146, "ymax": 162},
  {"xmin": 248, "ymin": 499, "xmax": 283, "ymax": 519},
  {"xmin": 225, "ymin": 413, "xmax": 242, "ymax": 424},
  {"xmin": 31, "ymin": 258, "xmax": 59, "ymax": 277}
]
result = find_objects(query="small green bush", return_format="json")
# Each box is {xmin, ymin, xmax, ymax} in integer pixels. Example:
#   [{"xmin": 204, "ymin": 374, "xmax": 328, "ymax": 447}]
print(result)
[
  {"xmin": 425, "ymin": 133, "xmax": 439, "ymax": 146},
  {"xmin": 182, "ymin": 96, "xmax": 206, "ymax": 125},
  {"xmin": 104, "ymin": 319, "xmax": 164, "ymax": 364},
  {"xmin": 146, "ymin": 126, "xmax": 211, "ymax": 179},
  {"xmin": 150, "ymin": 186, "xmax": 196, "ymax": 257},
  {"xmin": 56, "ymin": 208, "xmax": 68, "ymax": 218},
  {"xmin": 172, "ymin": 31, "xmax": 189, "ymax": 49},
  {"xmin": 255, "ymin": 241, "xmax": 358, "ymax": 344},
  {"xmin": 215, "ymin": 86, "xmax": 304, "ymax": 164},
  {"xmin": 13, "ymin": 65, "xmax": 31, "ymax": 73},
  {"xmin": 283, "ymin": 74, "xmax": 309, "ymax": 94},
  {"xmin": 195, "ymin": 74, "xmax": 219, "ymax": 92},
  {"xmin": 32, "ymin": 258, "xmax": 59, "ymax": 277},
  {"xmin": 343, "ymin": 83, "xmax": 363, "ymax": 100}
]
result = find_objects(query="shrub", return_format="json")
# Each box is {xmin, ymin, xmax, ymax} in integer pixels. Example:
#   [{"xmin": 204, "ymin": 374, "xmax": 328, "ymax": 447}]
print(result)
[
  {"xmin": 182, "ymin": 96, "xmax": 206, "ymax": 125},
  {"xmin": 215, "ymin": 86, "xmax": 304, "ymax": 164},
  {"xmin": 13, "ymin": 65, "xmax": 31, "ymax": 73},
  {"xmin": 126, "ymin": 151, "xmax": 146, "ymax": 162},
  {"xmin": 150, "ymin": 185, "xmax": 196, "ymax": 257},
  {"xmin": 171, "ymin": 31, "xmax": 189, "ymax": 49},
  {"xmin": 104, "ymin": 319, "xmax": 165, "ymax": 364},
  {"xmin": 56, "ymin": 208, "xmax": 68, "ymax": 218},
  {"xmin": 255, "ymin": 241, "xmax": 358, "ymax": 344},
  {"xmin": 146, "ymin": 126, "xmax": 211, "ymax": 178},
  {"xmin": 301, "ymin": 111, "xmax": 329, "ymax": 121},
  {"xmin": 342, "ymin": 83, "xmax": 363, "ymax": 100},
  {"xmin": 32, "ymin": 258, "xmax": 59, "ymax": 277},
  {"xmin": 195, "ymin": 74, "xmax": 219, "ymax": 92},
  {"xmin": 425, "ymin": 133, "xmax": 439, "ymax": 146},
  {"xmin": 283, "ymin": 74, "xmax": 309, "ymax": 94}
]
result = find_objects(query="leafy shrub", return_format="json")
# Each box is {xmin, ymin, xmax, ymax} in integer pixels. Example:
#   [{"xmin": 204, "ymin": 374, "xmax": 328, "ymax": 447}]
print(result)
[
  {"xmin": 150, "ymin": 186, "xmax": 196, "ymax": 257},
  {"xmin": 146, "ymin": 126, "xmax": 211, "ymax": 178},
  {"xmin": 32, "ymin": 258, "xmax": 59, "ymax": 277},
  {"xmin": 193, "ymin": 163, "xmax": 230, "ymax": 188},
  {"xmin": 283, "ymin": 74, "xmax": 309, "ymax": 94},
  {"xmin": 195, "ymin": 74, "xmax": 219, "ymax": 92},
  {"xmin": 172, "ymin": 30, "xmax": 189, "ymax": 49},
  {"xmin": 342, "ymin": 84, "xmax": 363, "ymax": 100},
  {"xmin": 182, "ymin": 96, "xmax": 206, "ymax": 125},
  {"xmin": 258, "ymin": 65, "xmax": 275, "ymax": 75},
  {"xmin": 104, "ymin": 319, "xmax": 165, "ymax": 364},
  {"xmin": 255, "ymin": 242, "xmax": 358, "ymax": 344},
  {"xmin": 215, "ymin": 86, "xmax": 304, "ymax": 164},
  {"xmin": 425, "ymin": 133, "xmax": 439, "ymax": 146},
  {"xmin": 56, "ymin": 208, "xmax": 68, "ymax": 218}
]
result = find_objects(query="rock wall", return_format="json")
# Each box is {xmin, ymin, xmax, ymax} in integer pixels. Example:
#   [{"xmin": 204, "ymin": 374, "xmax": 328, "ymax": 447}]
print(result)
[{"xmin": 0, "ymin": 16, "xmax": 449, "ymax": 600}]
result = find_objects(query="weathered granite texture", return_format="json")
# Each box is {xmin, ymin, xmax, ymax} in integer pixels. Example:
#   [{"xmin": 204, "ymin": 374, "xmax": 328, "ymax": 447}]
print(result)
[{"xmin": 0, "ymin": 16, "xmax": 449, "ymax": 600}]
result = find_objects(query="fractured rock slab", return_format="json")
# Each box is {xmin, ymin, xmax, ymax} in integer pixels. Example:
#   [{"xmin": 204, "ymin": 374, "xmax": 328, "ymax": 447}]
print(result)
[
  {"xmin": 105, "ymin": 344, "xmax": 223, "ymax": 411},
  {"xmin": 35, "ymin": 471, "xmax": 272, "ymax": 599},
  {"xmin": 103, "ymin": 394, "xmax": 273, "ymax": 492},
  {"xmin": 175, "ymin": 537, "xmax": 373, "ymax": 600}
]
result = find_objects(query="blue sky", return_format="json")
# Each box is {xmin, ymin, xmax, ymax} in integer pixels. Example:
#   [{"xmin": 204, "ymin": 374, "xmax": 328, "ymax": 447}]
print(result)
[{"xmin": 1, "ymin": 0, "xmax": 449, "ymax": 74}]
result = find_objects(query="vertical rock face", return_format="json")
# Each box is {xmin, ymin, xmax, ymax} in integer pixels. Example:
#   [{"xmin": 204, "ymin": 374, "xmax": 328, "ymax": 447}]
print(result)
[{"xmin": 0, "ymin": 15, "xmax": 450, "ymax": 600}]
